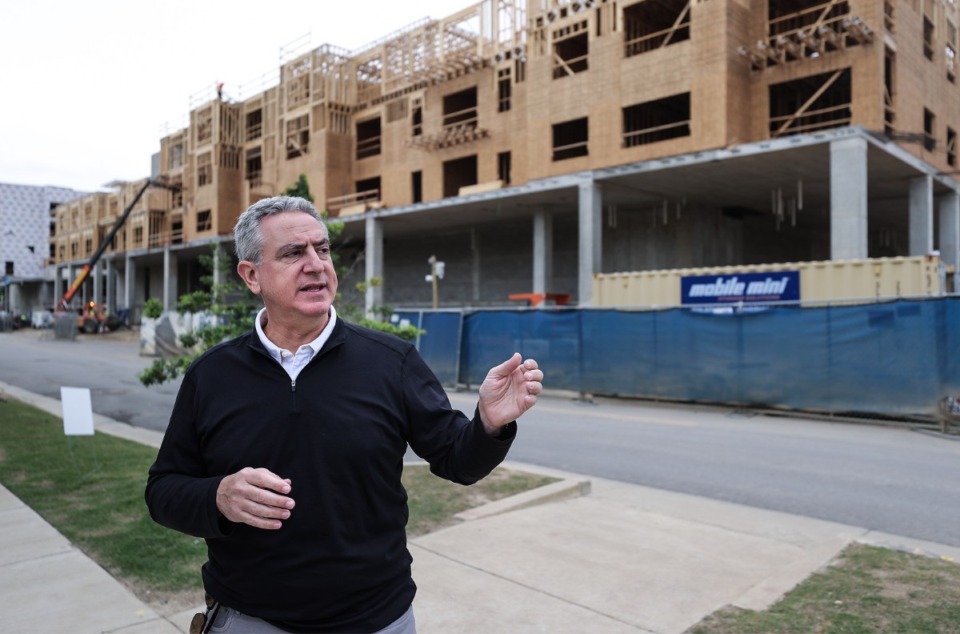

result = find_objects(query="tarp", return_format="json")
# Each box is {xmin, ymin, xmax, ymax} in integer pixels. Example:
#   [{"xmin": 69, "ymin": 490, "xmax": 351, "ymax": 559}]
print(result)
[{"xmin": 398, "ymin": 297, "xmax": 960, "ymax": 418}]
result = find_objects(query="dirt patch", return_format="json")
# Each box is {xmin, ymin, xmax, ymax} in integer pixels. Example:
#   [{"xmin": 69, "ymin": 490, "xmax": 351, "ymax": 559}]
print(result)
[{"xmin": 126, "ymin": 582, "xmax": 204, "ymax": 617}]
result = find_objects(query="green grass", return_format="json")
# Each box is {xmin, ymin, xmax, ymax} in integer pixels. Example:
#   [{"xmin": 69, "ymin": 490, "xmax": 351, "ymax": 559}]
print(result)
[
  {"xmin": 0, "ymin": 396, "xmax": 557, "ymax": 608},
  {"xmin": 403, "ymin": 461, "xmax": 557, "ymax": 537},
  {"xmin": 0, "ymin": 397, "xmax": 207, "ymax": 594},
  {"xmin": 688, "ymin": 542, "xmax": 960, "ymax": 634}
]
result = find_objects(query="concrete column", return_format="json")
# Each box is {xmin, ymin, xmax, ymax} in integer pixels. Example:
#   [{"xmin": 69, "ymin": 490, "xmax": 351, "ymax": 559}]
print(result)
[
  {"xmin": 829, "ymin": 137, "xmax": 868, "ymax": 259},
  {"xmin": 578, "ymin": 179, "xmax": 602, "ymax": 306},
  {"xmin": 92, "ymin": 262, "xmax": 102, "ymax": 305},
  {"xmin": 939, "ymin": 192, "xmax": 960, "ymax": 289},
  {"xmin": 163, "ymin": 246, "xmax": 178, "ymax": 310},
  {"xmin": 53, "ymin": 265, "xmax": 63, "ymax": 305},
  {"xmin": 8, "ymin": 284, "xmax": 21, "ymax": 314},
  {"xmin": 909, "ymin": 176, "xmax": 934, "ymax": 256},
  {"xmin": 533, "ymin": 210, "xmax": 554, "ymax": 297},
  {"xmin": 124, "ymin": 254, "xmax": 135, "ymax": 311},
  {"xmin": 364, "ymin": 217, "xmax": 383, "ymax": 316},
  {"xmin": 106, "ymin": 258, "xmax": 117, "ymax": 312}
]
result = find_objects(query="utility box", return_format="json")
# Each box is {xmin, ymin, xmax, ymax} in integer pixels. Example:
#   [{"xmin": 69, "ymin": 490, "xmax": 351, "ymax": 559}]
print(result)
[
  {"xmin": 593, "ymin": 255, "xmax": 949, "ymax": 308},
  {"xmin": 53, "ymin": 313, "xmax": 77, "ymax": 340}
]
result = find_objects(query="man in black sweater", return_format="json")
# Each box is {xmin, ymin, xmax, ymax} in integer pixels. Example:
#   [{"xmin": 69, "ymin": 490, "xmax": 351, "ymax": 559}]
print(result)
[{"xmin": 145, "ymin": 196, "xmax": 543, "ymax": 633}]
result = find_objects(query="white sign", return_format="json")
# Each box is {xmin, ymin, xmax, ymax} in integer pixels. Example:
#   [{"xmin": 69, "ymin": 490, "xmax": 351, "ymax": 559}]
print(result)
[{"xmin": 61, "ymin": 387, "xmax": 95, "ymax": 436}]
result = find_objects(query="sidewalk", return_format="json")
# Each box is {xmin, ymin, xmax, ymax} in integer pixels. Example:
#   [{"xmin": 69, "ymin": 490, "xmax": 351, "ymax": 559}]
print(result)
[{"xmin": 2, "ymin": 381, "xmax": 959, "ymax": 633}]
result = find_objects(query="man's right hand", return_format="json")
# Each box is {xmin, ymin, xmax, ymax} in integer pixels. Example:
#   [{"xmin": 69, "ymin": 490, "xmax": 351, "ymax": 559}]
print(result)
[{"xmin": 216, "ymin": 467, "xmax": 295, "ymax": 530}]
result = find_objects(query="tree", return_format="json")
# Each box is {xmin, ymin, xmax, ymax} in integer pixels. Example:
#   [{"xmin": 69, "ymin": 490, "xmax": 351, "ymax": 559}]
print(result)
[
  {"xmin": 138, "ymin": 178, "xmax": 420, "ymax": 386},
  {"xmin": 283, "ymin": 173, "xmax": 314, "ymax": 202}
]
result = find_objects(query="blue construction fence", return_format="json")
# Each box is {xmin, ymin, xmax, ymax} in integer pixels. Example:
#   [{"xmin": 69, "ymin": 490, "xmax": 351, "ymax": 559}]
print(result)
[{"xmin": 394, "ymin": 297, "xmax": 960, "ymax": 419}]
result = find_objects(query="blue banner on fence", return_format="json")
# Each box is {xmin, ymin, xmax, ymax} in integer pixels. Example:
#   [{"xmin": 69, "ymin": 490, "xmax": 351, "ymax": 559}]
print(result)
[
  {"xmin": 395, "ymin": 298, "xmax": 960, "ymax": 418},
  {"xmin": 681, "ymin": 271, "xmax": 800, "ymax": 304},
  {"xmin": 392, "ymin": 311, "xmax": 462, "ymax": 385}
]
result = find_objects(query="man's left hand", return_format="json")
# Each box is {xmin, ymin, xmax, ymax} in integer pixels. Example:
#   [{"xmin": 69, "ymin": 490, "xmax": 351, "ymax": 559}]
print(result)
[{"xmin": 478, "ymin": 353, "xmax": 543, "ymax": 435}]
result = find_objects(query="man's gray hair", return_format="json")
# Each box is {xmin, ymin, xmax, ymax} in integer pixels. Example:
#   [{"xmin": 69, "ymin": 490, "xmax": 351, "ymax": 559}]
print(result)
[{"xmin": 234, "ymin": 196, "xmax": 326, "ymax": 265}]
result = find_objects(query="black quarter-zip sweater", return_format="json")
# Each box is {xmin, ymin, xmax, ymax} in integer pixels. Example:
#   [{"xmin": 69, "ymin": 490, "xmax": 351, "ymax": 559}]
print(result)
[{"xmin": 145, "ymin": 319, "xmax": 516, "ymax": 633}]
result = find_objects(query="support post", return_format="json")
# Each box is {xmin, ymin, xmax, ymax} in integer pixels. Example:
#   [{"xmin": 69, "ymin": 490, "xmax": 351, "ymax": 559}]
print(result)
[
  {"xmin": 106, "ymin": 258, "xmax": 117, "ymax": 312},
  {"xmin": 162, "ymin": 246, "xmax": 178, "ymax": 311},
  {"xmin": 533, "ymin": 210, "xmax": 554, "ymax": 298},
  {"xmin": 829, "ymin": 137, "xmax": 868, "ymax": 259},
  {"xmin": 92, "ymin": 262, "xmax": 102, "ymax": 306},
  {"xmin": 365, "ymin": 217, "xmax": 384, "ymax": 317},
  {"xmin": 124, "ymin": 254, "xmax": 135, "ymax": 317},
  {"xmin": 939, "ymin": 191, "xmax": 960, "ymax": 289},
  {"xmin": 909, "ymin": 176, "xmax": 934, "ymax": 256},
  {"xmin": 578, "ymin": 178, "xmax": 602, "ymax": 306}
]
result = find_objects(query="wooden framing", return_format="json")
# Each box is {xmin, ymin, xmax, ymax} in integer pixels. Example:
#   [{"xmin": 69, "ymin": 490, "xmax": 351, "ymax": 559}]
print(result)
[{"xmin": 47, "ymin": 0, "xmax": 960, "ymax": 266}]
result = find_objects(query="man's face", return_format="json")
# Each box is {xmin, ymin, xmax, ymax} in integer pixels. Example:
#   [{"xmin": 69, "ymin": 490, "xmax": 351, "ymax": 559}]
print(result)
[{"xmin": 238, "ymin": 212, "xmax": 338, "ymax": 325}]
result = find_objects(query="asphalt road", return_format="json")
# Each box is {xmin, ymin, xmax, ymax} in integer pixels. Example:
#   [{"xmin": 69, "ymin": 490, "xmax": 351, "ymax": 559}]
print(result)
[{"xmin": 2, "ymin": 327, "xmax": 959, "ymax": 548}]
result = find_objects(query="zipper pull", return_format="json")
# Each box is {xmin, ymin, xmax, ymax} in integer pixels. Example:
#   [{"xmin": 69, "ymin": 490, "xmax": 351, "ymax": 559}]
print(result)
[{"xmin": 291, "ymin": 379, "xmax": 296, "ymax": 392}]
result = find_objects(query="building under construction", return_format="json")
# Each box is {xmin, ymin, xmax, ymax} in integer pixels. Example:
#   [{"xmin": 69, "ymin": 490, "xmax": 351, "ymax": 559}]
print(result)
[{"xmin": 47, "ymin": 0, "xmax": 960, "ymax": 317}]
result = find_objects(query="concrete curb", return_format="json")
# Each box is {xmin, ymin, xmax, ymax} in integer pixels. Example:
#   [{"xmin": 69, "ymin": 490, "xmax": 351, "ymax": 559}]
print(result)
[{"xmin": 455, "ymin": 478, "xmax": 591, "ymax": 521}]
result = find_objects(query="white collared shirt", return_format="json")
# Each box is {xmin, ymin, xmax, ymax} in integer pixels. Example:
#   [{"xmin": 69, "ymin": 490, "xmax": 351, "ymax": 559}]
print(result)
[{"xmin": 254, "ymin": 305, "xmax": 337, "ymax": 381}]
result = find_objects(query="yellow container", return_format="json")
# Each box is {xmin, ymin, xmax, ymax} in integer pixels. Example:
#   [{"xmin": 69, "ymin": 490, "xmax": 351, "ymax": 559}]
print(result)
[{"xmin": 592, "ymin": 255, "xmax": 947, "ymax": 307}]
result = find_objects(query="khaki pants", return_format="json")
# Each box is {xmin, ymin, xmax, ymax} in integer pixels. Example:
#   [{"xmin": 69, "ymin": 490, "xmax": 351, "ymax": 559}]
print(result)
[{"xmin": 207, "ymin": 603, "xmax": 416, "ymax": 634}]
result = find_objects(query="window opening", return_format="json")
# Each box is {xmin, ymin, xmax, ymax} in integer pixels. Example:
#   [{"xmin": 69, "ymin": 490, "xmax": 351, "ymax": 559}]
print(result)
[
  {"xmin": 498, "ymin": 68, "xmax": 512, "ymax": 112},
  {"xmin": 197, "ymin": 152, "xmax": 213, "ymax": 187},
  {"xmin": 948, "ymin": 127, "xmax": 956, "ymax": 167},
  {"xmin": 768, "ymin": 0, "xmax": 850, "ymax": 39},
  {"xmin": 412, "ymin": 98, "xmax": 423, "ymax": 137},
  {"xmin": 443, "ymin": 88, "xmax": 478, "ymax": 130},
  {"xmin": 148, "ymin": 210, "xmax": 165, "ymax": 248},
  {"xmin": 196, "ymin": 210, "xmax": 212, "ymax": 232},
  {"xmin": 412, "ymin": 171, "xmax": 423, "ymax": 203},
  {"xmin": 356, "ymin": 117, "xmax": 382, "ymax": 159},
  {"xmin": 286, "ymin": 115, "xmax": 310, "ymax": 159},
  {"xmin": 623, "ymin": 93, "xmax": 691, "ymax": 147},
  {"xmin": 443, "ymin": 155, "xmax": 478, "ymax": 197},
  {"xmin": 553, "ymin": 23, "xmax": 589, "ymax": 78},
  {"xmin": 4, "ymin": 261, "xmax": 13, "ymax": 276},
  {"xmin": 552, "ymin": 118, "xmax": 589, "ymax": 160},
  {"xmin": 741, "ymin": 1, "xmax": 872, "ymax": 70},
  {"xmin": 768, "ymin": 68, "xmax": 851, "ymax": 137},
  {"xmin": 924, "ymin": 108, "xmax": 936, "ymax": 151},
  {"xmin": 498, "ymin": 151, "xmax": 512, "ymax": 184},
  {"xmin": 924, "ymin": 15, "xmax": 935, "ymax": 60},
  {"xmin": 246, "ymin": 109, "xmax": 263, "ymax": 141},
  {"xmin": 246, "ymin": 147, "xmax": 263, "ymax": 187},
  {"xmin": 170, "ymin": 177, "xmax": 183, "ymax": 208},
  {"xmin": 355, "ymin": 177, "xmax": 381, "ymax": 203},
  {"xmin": 169, "ymin": 142, "xmax": 184, "ymax": 170},
  {"xmin": 624, "ymin": 1, "xmax": 690, "ymax": 57}
]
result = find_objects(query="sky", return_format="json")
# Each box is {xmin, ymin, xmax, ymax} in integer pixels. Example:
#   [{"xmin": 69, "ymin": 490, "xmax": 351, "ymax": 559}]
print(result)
[{"xmin": 0, "ymin": 0, "xmax": 471, "ymax": 193}]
